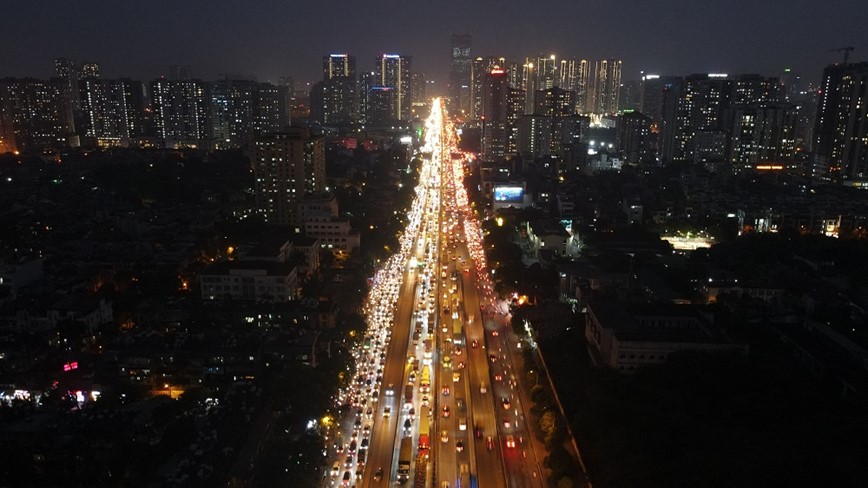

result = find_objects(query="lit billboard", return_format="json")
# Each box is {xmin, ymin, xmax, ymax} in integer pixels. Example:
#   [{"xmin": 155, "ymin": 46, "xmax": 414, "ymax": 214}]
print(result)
[{"xmin": 493, "ymin": 186, "xmax": 524, "ymax": 203}]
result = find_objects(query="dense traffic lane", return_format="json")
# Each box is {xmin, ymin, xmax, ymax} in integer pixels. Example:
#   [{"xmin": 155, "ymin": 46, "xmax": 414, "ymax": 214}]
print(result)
[
  {"xmin": 454, "ymin": 246, "xmax": 507, "ymax": 488},
  {"xmin": 357, "ymin": 246, "xmax": 421, "ymax": 488}
]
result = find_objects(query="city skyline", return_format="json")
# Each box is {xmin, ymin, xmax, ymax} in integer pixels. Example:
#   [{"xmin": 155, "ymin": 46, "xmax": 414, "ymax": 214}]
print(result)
[{"xmin": 2, "ymin": 1, "xmax": 866, "ymax": 85}]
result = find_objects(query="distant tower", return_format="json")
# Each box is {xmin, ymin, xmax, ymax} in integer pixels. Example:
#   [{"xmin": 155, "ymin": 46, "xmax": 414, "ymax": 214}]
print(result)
[
  {"xmin": 375, "ymin": 54, "xmax": 412, "ymax": 121},
  {"xmin": 81, "ymin": 61, "xmax": 101, "ymax": 79},
  {"xmin": 449, "ymin": 34, "xmax": 472, "ymax": 117},
  {"xmin": 591, "ymin": 59, "xmax": 622, "ymax": 114}
]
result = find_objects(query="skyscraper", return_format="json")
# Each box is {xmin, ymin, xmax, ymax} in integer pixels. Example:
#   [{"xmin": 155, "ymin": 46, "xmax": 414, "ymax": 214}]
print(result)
[
  {"xmin": 534, "ymin": 55, "xmax": 558, "ymax": 90},
  {"xmin": 78, "ymin": 77, "xmax": 145, "ymax": 144},
  {"xmin": 559, "ymin": 59, "xmax": 590, "ymax": 113},
  {"xmin": 449, "ymin": 34, "xmax": 472, "ymax": 116},
  {"xmin": 471, "ymin": 56, "xmax": 505, "ymax": 122},
  {"xmin": 411, "ymin": 72, "xmax": 427, "ymax": 109},
  {"xmin": 312, "ymin": 54, "xmax": 357, "ymax": 126},
  {"xmin": 534, "ymin": 87, "xmax": 577, "ymax": 117},
  {"xmin": 0, "ymin": 78, "xmax": 73, "ymax": 152},
  {"xmin": 149, "ymin": 78, "xmax": 211, "ymax": 147},
  {"xmin": 505, "ymin": 88, "xmax": 526, "ymax": 156},
  {"xmin": 591, "ymin": 59, "xmax": 622, "ymax": 114},
  {"xmin": 169, "ymin": 65, "xmax": 191, "ymax": 81},
  {"xmin": 323, "ymin": 54, "xmax": 356, "ymax": 80},
  {"xmin": 81, "ymin": 62, "xmax": 101, "ymax": 79},
  {"xmin": 659, "ymin": 73, "xmax": 730, "ymax": 163},
  {"xmin": 813, "ymin": 62, "xmax": 868, "ymax": 180},
  {"xmin": 248, "ymin": 126, "xmax": 325, "ymax": 225},
  {"xmin": 482, "ymin": 67, "xmax": 508, "ymax": 161},
  {"xmin": 728, "ymin": 103, "xmax": 797, "ymax": 171},
  {"xmin": 54, "ymin": 57, "xmax": 81, "ymax": 112},
  {"xmin": 367, "ymin": 86, "xmax": 396, "ymax": 127},
  {"xmin": 375, "ymin": 54, "xmax": 412, "ymax": 121}
]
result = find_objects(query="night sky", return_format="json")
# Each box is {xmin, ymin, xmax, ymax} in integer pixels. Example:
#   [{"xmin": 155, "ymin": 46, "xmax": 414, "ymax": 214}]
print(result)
[{"xmin": 3, "ymin": 0, "xmax": 866, "ymax": 87}]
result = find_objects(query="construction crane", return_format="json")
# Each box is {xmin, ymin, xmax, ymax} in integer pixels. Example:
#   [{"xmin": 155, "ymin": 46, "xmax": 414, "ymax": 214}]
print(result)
[{"xmin": 830, "ymin": 46, "xmax": 855, "ymax": 64}]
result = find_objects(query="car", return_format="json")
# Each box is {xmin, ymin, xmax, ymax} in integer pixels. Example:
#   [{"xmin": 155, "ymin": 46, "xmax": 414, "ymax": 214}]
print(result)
[
  {"xmin": 458, "ymin": 418, "xmax": 467, "ymax": 431},
  {"xmin": 331, "ymin": 462, "xmax": 341, "ymax": 477},
  {"xmin": 422, "ymin": 396, "xmax": 430, "ymax": 407},
  {"xmin": 491, "ymin": 330, "xmax": 499, "ymax": 337},
  {"xmin": 456, "ymin": 440, "xmax": 464, "ymax": 452},
  {"xmin": 502, "ymin": 398, "xmax": 511, "ymax": 410},
  {"xmin": 442, "ymin": 405, "xmax": 450, "ymax": 418},
  {"xmin": 479, "ymin": 385, "xmax": 487, "ymax": 394},
  {"xmin": 342, "ymin": 470, "xmax": 351, "ymax": 486},
  {"xmin": 349, "ymin": 440, "xmax": 357, "ymax": 453},
  {"xmin": 494, "ymin": 373, "xmax": 502, "ymax": 381},
  {"xmin": 474, "ymin": 425, "xmax": 483, "ymax": 438},
  {"xmin": 506, "ymin": 435, "xmax": 516, "ymax": 448},
  {"xmin": 374, "ymin": 467, "xmax": 384, "ymax": 480},
  {"xmin": 404, "ymin": 418, "xmax": 412, "ymax": 431},
  {"xmin": 441, "ymin": 430, "xmax": 449, "ymax": 443},
  {"xmin": 453, "ymin": 372, "xmax": 460, "ymax": 383},
  {"xmin": 385, "ymin": 384, "xmax": 394, "ymax": 396},
  {"xmin": 471, "ymin": 340, "xmax": 478, "ymax": 348},
  {"xmin": 366, "ymin": 407, "xmax": 373, "ymax": 417},
  {"xmin": 489, "ymin": 354, "xmax": 497, "ymax": 362},
  {"xmin": 361, "ymin": 438, "xmax": 369, "ymax": 449},
  {"xmin": 503, "ymin": 417, "xmax": 511, "ymax": 429},
  {"xmin": 345, "ymin": 455, "xmax": 353, "ymax": 468},
  {"xmin": 486, "ymin": 436, "xmax": 494, "ymax": 450},
  {"xmin": 383, "ymin": 406, "xmax": 391, "ymax": 417},
  {"xmin": 441, "ymin": 386, "xmax": 450, "ymax": 396},
  {"xmin": 408, "ymin": 407, "xmax": 416, "ymax": 418}
]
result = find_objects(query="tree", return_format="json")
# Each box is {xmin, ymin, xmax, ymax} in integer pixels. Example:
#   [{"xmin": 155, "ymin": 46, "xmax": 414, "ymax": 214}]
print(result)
[
  {"xmin": 556, "ymin": 475, "xmax": 575, "ymax": 488},
  {"xmin": 539, "ymin": 410, "xmax": 557, "ymax": 437}
]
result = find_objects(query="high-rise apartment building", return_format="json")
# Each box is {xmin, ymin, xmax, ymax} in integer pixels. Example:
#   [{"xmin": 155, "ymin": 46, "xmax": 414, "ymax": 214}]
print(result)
[
  {"xmin": 520, "ymin": 55, "xmax": 557, "ymax": 115},
  {"xmin": 78, "ymin": 77, "xmax": 145, "ymax": 144},
  {"xmin": 367, "ymin": 86, "xmax": 396, "ymax": 127},
  {"xmin": 0, "ymin": 78, "xmax": 73, "ymax": 153},
  {"xmin": 659, "ymin": 73, "xmax": 731, "ymax": 162},
  {"xmin": 617, "ymin": 110, "xmax": 653, "ymax": 164},
  {"xmin": 81, "ymin": 62, "xmax": 101, "ymax": 79},
  {"xmin": 471, "ymin": 56, "xmax": 506, "ymax": 122},
  {"xmin": 591, "ymin": 59, "xmax": 622, "ymax": 114},
  {"xmin": 323, "ymin": 54, "xmax": 355, "ymax": 80},
  {"xmin": 449, "ymin": 34, "xmax": 472, "ymax": 116},
  {"xmin": 482, "ymin": 67, "xmax": 509, "ymax": 161},
  {"xmin": 311, "ymin": 54, "xmax": 358, "ymax": 126},
  {"xmin": 375, "ymin": 54, "xmax": 412, "ymax": 121},
  {"xmin": 248, "ymin": 127, "xmax": 325, "ymax": 225},
  {"xmin": 813, "ymin": 62, "xmax": 868, "ymax": 180},
  {"xmin": 211, "ymin": 78, "xmax": 286, "ymax": 147},
  {"xmin": 149, "ymin": 78, "xmax": 211, "ymax": 147},
  {"xmin": 728, "ymin": 103, "xmax": 797, "ymax": 170},
  {"xmin": 534, "ymin": 87, "xmax": 577, "ymax": 117},
  {"xmin": 506, "ymin": 88, "xmax": 526, "ymax": 156},
  {"xmin": 533, "ymin": 55, "xmax": 558, "ymax": 90},
  {"xmin": 54, "ymin": 58, "xmax": 81, "ymax": 112},
  {"xmin": 410, "ymin": 72, "xmax": 427, "ymax": 118},
  {"xmin": 169, "ymin": 65, "xmax": 191, "ymax": 81},
  {"xmin": 559, "ymin": 59, "xmax": 590, "ymax": 113}
]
